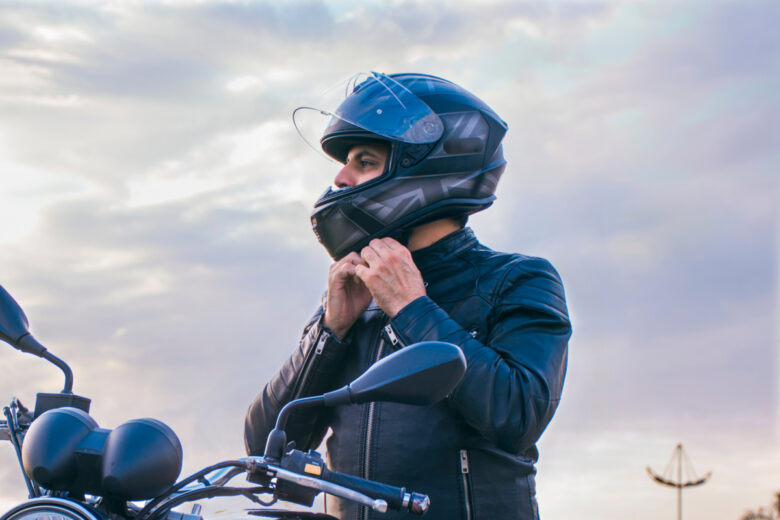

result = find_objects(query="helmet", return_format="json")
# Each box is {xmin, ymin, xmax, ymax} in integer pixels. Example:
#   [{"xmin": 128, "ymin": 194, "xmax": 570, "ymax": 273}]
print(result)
[{"xmin": 301, "ymin": 72, "xmax": 508, "ymax": 260}]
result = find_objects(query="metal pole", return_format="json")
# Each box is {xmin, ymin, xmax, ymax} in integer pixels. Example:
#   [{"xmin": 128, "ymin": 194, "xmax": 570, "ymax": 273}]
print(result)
[
  {"xmin": 677, "ymin": 485, "xmax": 681, "ymax": 520},
  {"xmin": 676, "ymin": 444, "xmax": 682, "ymax": 520}
]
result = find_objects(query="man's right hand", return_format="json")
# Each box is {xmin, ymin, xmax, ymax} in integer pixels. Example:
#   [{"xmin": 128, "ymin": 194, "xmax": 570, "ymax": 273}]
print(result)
[{"xmin": 323, "ymin": 252, "xmax": 372, "ymax": 340}]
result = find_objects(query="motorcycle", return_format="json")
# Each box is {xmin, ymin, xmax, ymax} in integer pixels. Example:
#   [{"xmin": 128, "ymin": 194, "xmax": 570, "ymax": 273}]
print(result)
[{"xmin": 0, "ymin": 284, "xmax": 467, "ymax": 520}]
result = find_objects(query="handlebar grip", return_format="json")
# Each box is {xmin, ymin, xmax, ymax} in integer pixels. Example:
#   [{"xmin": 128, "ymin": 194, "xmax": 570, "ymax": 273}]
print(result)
[{"xmin": 320, "ymin": 468, "xmax": 429, "ymax": 515}]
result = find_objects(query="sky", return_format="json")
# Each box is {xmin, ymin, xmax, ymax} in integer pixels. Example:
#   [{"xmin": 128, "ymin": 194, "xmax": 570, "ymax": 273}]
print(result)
[{"xmin": 0, "ymin": 0, "xmax": 777, "ymax": 518}]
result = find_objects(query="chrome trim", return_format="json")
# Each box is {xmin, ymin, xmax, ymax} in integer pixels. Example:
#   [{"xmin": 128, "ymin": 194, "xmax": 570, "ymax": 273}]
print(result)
[
  {"xmin": 175, "ymin": 466, "xmax": 246, "ymax": 494},
  {"xmin": 1, "ymin": 498, "xmax": 104, "ymax": 520},
  {"xmin": 414, "ymin": 494, "xmax": 430, "ymax": 516},
  {"xmin": 208, "ymin": 466, "xmax": 244, "ymax": 487}
]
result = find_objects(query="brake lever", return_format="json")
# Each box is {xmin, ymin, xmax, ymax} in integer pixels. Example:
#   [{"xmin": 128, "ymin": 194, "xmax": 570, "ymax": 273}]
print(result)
[
  {"xmin": 267, "ymin": 464, "xmax": 387, "ymax": 513},
  {"xmin": 241, "ymin": 457, "xmax": 387, "ymax": 513}
]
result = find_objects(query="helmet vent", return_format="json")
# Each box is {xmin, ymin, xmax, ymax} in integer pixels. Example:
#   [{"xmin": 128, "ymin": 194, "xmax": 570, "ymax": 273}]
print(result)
[{"xmin": 443, "ymin": 137, "xmax": 484, "ymax": 155}]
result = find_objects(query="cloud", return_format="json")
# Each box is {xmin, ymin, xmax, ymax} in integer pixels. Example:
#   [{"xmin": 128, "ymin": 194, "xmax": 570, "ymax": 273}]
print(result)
[
  {"xmin": 461, "ymin": 0, "xmax": 778, "ymax": 442},
  {"xmin": 0, "ymin": 1, "xmax": 776, "ymax": 518}
]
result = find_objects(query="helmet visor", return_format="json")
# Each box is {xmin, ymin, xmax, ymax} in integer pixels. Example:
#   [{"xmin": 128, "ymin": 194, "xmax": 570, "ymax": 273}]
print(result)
[{"xmin": 293, "ymin": 72, "xmax": 444, "ymax": 161}]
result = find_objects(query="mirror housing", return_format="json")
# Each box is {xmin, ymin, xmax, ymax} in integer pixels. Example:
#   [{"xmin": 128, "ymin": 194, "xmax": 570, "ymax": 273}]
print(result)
[
  {"xmin": 0, "ymin": 284, "xmax": 33, "ymax": 348},
  {"xmin": 322, "ymin": 341, "xmax": 467, "ymax": 407}
]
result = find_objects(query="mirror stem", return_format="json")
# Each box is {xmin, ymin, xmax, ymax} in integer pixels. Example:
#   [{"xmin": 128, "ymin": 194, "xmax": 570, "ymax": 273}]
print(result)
[
  {"xmin": 263, "ymin": 395, "xmax": 324, "ymax": 460},
  {"xmin": 14, "ymin": 333, "xmax": 74, "ymax": 393},
  {"xmin": 42, "ymin": 351, "xmax": 74, "ymax": 393},
  {"xmin": 274, "ymin": 395, "xmax": 324, "ymax": 431}
]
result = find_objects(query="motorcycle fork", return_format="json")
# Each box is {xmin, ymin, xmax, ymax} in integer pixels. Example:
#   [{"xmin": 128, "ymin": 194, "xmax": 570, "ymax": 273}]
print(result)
[{"xmin": 3, "ymin": 402, "xmax": 40, "ymax": 498}]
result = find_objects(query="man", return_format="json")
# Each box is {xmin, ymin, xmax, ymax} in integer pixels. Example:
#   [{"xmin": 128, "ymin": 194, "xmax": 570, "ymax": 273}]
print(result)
[{"xmin": 245, "ymin": 73, "xmax": 571, "ymax": 519}]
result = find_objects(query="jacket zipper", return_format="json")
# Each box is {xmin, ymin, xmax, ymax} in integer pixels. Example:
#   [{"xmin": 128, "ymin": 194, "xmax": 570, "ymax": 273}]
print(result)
[
  {"xmin": 382, "ymin": 323, "xmax": 403, "ymax": 350},
  {"xmin": 460, "ymin": 449, "xmax": 474, "ymax": 520},
  {"xmin": 360, "ymin": 322, "xmax": 389, "ymax": 520},
  {"xmin": 291, "ymin": 330, "xmax": 328, "ymax": 399}
]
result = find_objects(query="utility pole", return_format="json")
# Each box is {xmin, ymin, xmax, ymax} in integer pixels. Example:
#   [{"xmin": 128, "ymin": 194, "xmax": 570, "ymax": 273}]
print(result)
[{"xmin": 647, "ymin": 443, "xmax": 712, "ymax": 520}]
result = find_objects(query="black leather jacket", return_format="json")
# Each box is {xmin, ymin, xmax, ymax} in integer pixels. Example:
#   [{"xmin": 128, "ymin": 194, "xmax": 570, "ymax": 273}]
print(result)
[{"xmin": 245, "ymin": 228, "xmax": 571, "ymax": 520}]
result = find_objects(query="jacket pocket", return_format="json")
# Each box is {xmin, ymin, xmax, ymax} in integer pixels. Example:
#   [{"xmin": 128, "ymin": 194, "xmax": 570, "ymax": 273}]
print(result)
[
  {"xmin": 464, "ymin": 447, "xmax": 538, "ymax": 519},
  {"xmin": 459, "ymin": 449, "xmax": 475, "ymax": 520}
]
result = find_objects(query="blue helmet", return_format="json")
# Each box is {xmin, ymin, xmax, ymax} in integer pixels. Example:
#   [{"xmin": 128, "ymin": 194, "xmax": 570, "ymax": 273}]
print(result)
[{"xmin": 304, "ymin": 72, "xmax": 508, "ymax": 260}]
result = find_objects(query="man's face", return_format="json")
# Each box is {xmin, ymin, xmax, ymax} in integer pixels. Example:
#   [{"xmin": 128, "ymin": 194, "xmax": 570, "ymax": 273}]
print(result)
[{"xmin": 333, "ymin": 142, "xmax": 389, "ymax": 189}]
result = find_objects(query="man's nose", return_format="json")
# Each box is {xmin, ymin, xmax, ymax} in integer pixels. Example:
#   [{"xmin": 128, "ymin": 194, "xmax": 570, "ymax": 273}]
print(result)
[{"xmin": 333, "ymin": 164, "xmax": 356, "ymax": 188}]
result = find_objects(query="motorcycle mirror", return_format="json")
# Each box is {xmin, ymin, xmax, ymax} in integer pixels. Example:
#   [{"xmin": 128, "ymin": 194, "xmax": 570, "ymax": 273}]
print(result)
[
  {"xmin": 322, "ymin": 341, "xmax": 467, "ymax": 407},
  {"xmin": 0, "ymin": 284, "xmax": 78, "ymax": 395},
  {"xmin": 264, "ymin": 341, "xmax": 467, "ymax": 460},
  {"xmin": 0, "ymin": 284, "xmax": 32, "ymax": 347}
]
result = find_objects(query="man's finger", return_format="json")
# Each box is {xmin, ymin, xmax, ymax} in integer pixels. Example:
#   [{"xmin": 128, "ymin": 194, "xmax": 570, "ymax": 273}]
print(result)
[
  {"xmin": 354, "ymin": 263, "xmax": 370, "ymax": 280},
  {"xmin": 340, "ymin": 263, "xmax": 357, "ymax": 276},
  {"xmin": 381, "ymin": 237, "xmax": 402, "ymax": 250},
  {"xmin": 342, "ymin": 251, "xmax": 365, "ymax": 265},
  {"xmin": 332, "ymin": 258, "xmax": 362, "ymax": 281},
  {"xmin": 368, "ymin": 238, "xmax": 397, "ymax": 259},
  {"xmin": 335, "ymin": 252, "xmax": 361, "ymax": 270},
  {"xmin": 360, "ymin": 244, "xmax": 380, "ymax": 265}
]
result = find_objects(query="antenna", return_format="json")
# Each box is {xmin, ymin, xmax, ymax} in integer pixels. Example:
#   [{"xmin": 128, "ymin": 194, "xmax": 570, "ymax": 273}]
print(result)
[{"xmin": 647, "ymin": 443, "xmax": 712, "ymax": 520}]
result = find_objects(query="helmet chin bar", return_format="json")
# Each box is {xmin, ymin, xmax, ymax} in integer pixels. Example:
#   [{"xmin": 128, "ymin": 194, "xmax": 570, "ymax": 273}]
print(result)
[{"xmin": 312, "ymin": 189, "xmax": 500, "ymax": 261}]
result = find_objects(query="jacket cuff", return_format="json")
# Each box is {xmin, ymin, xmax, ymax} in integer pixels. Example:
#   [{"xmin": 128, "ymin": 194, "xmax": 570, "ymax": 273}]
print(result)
[
  {"xmin": 319, "ymin": 293, "xmax": 356, "ymax": 344},
  {"xmin": 317, "ymin": 321, "xmax": 352, "ymax": 352},
  {"xmin": 389, "ymin": 297, "xmax": 428, "ymax": 340}
]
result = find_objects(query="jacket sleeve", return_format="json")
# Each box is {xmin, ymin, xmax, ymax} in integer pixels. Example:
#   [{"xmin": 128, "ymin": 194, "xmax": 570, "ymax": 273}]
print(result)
[
  {"xmin": 389, "ymin": 257, "xmax": 571, "ymax": 454},
  {"xmin": 243, "ymin": 307, "xmax": 351, "ymax": 456}
]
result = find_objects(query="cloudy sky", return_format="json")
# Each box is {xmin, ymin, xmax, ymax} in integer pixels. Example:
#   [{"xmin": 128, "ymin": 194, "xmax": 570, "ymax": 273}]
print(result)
[{"xmin": 0, "ymin": 1, "xmax": 777, "ymax": 518}]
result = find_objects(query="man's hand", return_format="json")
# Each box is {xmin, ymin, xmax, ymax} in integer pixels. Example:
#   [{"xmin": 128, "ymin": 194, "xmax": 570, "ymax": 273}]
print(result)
[
  {"xmin": 323, "ymin": 252, "xmax": 373, "ymax": 340},
  {"xmin": 355, "ymin": 238, "xmax": 426, "ymax": 318}
]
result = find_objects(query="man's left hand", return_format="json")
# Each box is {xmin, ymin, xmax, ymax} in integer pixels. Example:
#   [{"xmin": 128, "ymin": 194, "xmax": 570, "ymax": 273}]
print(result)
[{"xmin": 354, "ymin": 237, "xmax": 426, "ymax": 317}]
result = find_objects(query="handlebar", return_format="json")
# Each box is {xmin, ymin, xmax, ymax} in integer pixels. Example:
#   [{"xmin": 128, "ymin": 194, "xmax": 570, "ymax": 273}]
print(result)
[
  {"xmin": 245, "ymin": 455, "xmax": 429, "ymax": 516},
  {"xmin": 0, "ymin": 435, "xmax": 429, "ymax": 518},
  {"xmin": 320, "ymin": 467, "xmax": 429, "ymax": 515},
  {"xmin": 268, "ymin": 464, "xmax": 388, "ymax": 513}
]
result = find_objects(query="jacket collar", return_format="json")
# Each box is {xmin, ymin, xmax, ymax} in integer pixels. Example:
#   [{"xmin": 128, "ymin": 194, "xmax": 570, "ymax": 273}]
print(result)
[{"xmin": 411, "ymin": 226, "xmax": 478, "ymax": 272}]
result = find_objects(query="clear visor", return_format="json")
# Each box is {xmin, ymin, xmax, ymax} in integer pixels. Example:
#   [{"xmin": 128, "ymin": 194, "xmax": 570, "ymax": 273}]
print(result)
[{"xmin": 293, "ymin": 71, "xmax": 444, "ymax": 162}]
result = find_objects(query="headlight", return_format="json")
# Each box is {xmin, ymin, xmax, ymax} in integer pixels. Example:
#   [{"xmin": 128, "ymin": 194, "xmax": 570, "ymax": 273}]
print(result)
[
  {"xmin": 22, "ymin": 408, "xmax": 182, "ymax": 500},
  {"xmin": 1, "ymin": 498, "xmax": 105, "ymax": 520}
]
